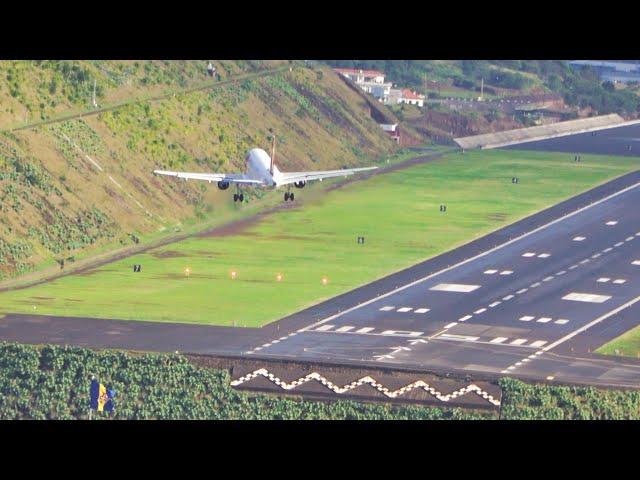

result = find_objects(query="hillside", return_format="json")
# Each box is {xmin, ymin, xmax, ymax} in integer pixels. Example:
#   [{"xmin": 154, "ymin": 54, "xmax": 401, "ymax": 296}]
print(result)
[{"xmin": 0, "ymin": 61, "xmax": 397, "ymax": 279}]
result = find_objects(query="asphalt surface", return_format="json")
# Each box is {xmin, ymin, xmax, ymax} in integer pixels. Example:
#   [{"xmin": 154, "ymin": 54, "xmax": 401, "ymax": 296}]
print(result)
[
  {"xmin": 2, "ymin": 135, "xmax": 640, "ymax": 388},
  {"xmin": 242, "ymin": 173, "xmax": 640, "ymax": 387},
  {"xmin": 502, "ymin": 122, "xmax": 640, "ymax": 157}
]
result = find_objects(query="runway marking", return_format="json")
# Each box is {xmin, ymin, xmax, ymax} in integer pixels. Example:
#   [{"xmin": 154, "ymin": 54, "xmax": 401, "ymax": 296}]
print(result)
[
  {"xmin": 430, "ymin": 283, "xmax": 480, "ymax": 293},
  {"xmin": 520, "ymin": 315, "xmax": 535, "ymax": 321},
  {"xmin": 439, "ymin": 333, "xmax": 480, "ymax": 342},
  {"xmin": 626, "ymin": 236, "xmax": 635, "ymax": 242},
  {"xmin": 563, "ymin": 292, "xmax": 611, "ymax": 303},
  {"xmin": 296, "ymin": 179, "xmax": 640, "ymax": 338},
  {"xmin": 554, "ymin": 319, "xmax": 569, "ymax": 325},
  {"xmin": 591, "ymin": 253, "xmax": 601, "ymax": 259},
  {"xmin": 606, "ymin": 220, "xmax": 618, "ymax": 226},
  {"xmin": 604, "ymin": 247, "xmax": 613, "ymax": 253},
  {"xmin": 489, "ymin": 301, "xmax": 501, "ymax": 308},
  {"xmin": 458, "ymin": 315, "xmax": 473, "ymax": 322},
  {"xmin": 543, "ymin": 276, "xmax": 554, "ymax": 282},
  {"xmin": 335, "ymin": 326, "xmax": 355, "ymax": 333},
  {"xmin": 355, "ymin": 327, "xmax": 375, "ymax": 334},
  {"xmin": 474, "ymin": 308, "xmax": 487, "ymax": 314},
  {"xmin": 381, "ymin": 330, "xmax": 423, "ymax": 337},
  {"xmin": 614, "ymin": 241, "xmax": 624, "ymax": 247},
  {"xmin": 579, "ymin": 259, "xmax": 590, "ymax": 264},
  {"xmin": 397, "ymin": 307, "xmax": 413, "ymax": 313},
  {"xmin": 510, "ymin": 338, "xmax": 528, "ymax": 346},
  {"xmin": 597, "ymin": 277, "xmax": 611, "ymax": 283},
  {"xmin": 503, "ymin": 294, "xmax": 515, "ymax": 301},
  {"xmin": 573, "ymin": 236, "xmax": 586, "ymax": 241},
  {"xmin": 484, "ymin": 269, "xmax": 498, "ymax": 274},
  {"xmin": 536, "ymin": 317, "xmax": 552, "ymax": 323},
  {"xmin": 500, "ymin": 270, "xmax": 513, "ymax": 275},
  {"xmin": 516, "ymin": 288, "xmax": 528, "ymax": 294},
  {"xmin": 490, "ymin": 337, "xmax": 508, "ymax": 344},
  {"xmin": 569, "ymin": 264, "xmax": 579, "ymax": 270},
  {"xmin": 522, "ymin": 252, "xmax": 536, "ymax": 257},
  {"xmin": 444, "ymin": 322, "xmax": 458, "ymax": 329},
  {"xmin": 379, "ymin": 306, "xmax": 395, "ymax": 311},
  {"xmin": 613, "ymin": 279, "xmax": 627, "ymax": 284},
  {"xmin": 537, "ymin": 253, "xmax": 551, "ymax": 258},
  {"xmin": 632, "ymin": 260, "xmax": 640, "ymax": 266},
  {"xmin": 415, "ymin": 308, "xmax": 430, "ymax": 314},
  {"xmin": 530, "ymin": 282, "xmax": 541, "ymax": 288},
  {"xmin": 556, "ymin": 270, "xmax": 566, "ymax": 276},
  {"xmin": 316, "ymin": 324, "xmax": 335, "ymax": 331}
]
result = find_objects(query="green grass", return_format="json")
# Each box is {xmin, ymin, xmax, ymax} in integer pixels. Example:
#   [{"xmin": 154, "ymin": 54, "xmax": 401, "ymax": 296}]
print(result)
[
  {"xmin": 596, "ymin": 324, "xmax": 640, "ymax": 358},
  {"xmin": 1, "ymin": 149, "xmax": 639, "ymax": 326}
]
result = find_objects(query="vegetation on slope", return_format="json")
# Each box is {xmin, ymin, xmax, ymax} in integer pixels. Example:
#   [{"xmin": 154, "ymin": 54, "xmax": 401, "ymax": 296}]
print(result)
[
  {"xmin": 0, "ymin": 61, "xmax": 396, "ymax": 280},
  {"xmin": 323, "ymin": 60, "xmax": 640, "ymax": 115}
]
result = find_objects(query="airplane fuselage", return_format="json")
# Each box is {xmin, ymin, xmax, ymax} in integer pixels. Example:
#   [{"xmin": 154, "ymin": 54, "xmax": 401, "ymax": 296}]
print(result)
[{"xmin": 245, "ymin": 148, "xmax": 280, "ymax": 187}]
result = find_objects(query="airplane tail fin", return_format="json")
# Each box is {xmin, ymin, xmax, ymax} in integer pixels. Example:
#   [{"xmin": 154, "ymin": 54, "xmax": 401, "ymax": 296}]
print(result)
[{"xmin": 270, "ymin": 135, "xmax": 275, "ymax": 176}]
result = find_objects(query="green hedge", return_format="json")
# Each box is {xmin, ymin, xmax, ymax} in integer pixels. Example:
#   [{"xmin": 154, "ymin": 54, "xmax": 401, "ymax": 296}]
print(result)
[
  {"xmin": 4, "ymin": 342, "xmax": 638, "ymax": 419},
  {"xmin": 0, "ymin": 342, "xmax": 490, "ymax": 420}
]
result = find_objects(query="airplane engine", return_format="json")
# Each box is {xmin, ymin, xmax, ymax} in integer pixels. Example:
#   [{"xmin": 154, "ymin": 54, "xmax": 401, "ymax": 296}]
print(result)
[
  {"xmin": 294, "ymin": 181, "xmax": 306, "ymax": 189},
  {"xmin": 217, "ymin": 181, "xmax": 230, "ymax": 190}
]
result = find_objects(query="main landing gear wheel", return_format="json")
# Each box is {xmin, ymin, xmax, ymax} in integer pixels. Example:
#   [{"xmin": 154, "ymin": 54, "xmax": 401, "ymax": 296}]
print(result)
[
  {"xmin": 284, "ymin": 192, "xmax": 295, "ymax": 202},
  {"xmin": 233, "ymin": 193, "xmax": 244, "ymax": 203}
]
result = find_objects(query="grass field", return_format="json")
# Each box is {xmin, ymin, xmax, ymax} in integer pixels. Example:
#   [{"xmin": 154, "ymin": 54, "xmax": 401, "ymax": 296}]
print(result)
[
  {"xmin": 1, "ymin": 149, "xmax": 639, "ymax": 326},
  {"xmin": 596, "ymin": 325, "xmax": 640, "ymax": 358}
]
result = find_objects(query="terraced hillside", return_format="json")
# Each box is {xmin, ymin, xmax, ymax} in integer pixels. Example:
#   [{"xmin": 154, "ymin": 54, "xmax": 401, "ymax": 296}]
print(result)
[{"xmin": 0, "ymin": 61, "xmax": 396, "ymax": 279}]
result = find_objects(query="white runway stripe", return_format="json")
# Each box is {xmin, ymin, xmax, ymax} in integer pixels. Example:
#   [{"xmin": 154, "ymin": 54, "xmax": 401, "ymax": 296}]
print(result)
[
  {"xmin": 510, "ymin": 338, "xmax": 528, "ymax": 346},
  {"xmin": 415, "ymin": 308, "xmax": 430, "ymax": 313},
  {"xmin": 379, "ymin": 306, "xmax": 395, "ymax": 311},
  {"xmin": 315, "ymin": 324, "xmax": 334, "ymax": 331},
  {"xmin": 397, "ymin": 307, "xmax": 413, "ymax": 313},
  {"xmin": 530, "ymin": 340, "xmax": 548, "ymax": 348},
  {"xmin": 573, "ymin": 236, "xmax": 586, "ymax": 241},
  {"xmin": 563, "ymin": 292, "xmax": 611, "ymax": 303},
  {"xmin": 490, "ymin": 337, "xmax": 508, "ymax": 344},
  {"xmin": 430, "ymin": 283, "xmax": 480, "ymax": 293},
  {"xmin": 355, "ymin": 327, "xmax": 375, "ymax": 334},
  {"xmin": 335, "ymin": 326, "xmax": 355, "ymax": 332}
]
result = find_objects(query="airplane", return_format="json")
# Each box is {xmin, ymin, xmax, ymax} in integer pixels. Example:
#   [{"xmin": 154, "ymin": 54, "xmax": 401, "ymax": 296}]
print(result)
[{"xmin": 153, "ymin": 137, "xmax": 377, "ymax": 202}]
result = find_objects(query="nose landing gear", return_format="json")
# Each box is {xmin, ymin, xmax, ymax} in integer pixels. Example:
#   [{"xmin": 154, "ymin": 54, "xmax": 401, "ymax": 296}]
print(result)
[
  {"xmin": 233, "ymin": 193, "xmax": 244, "ymax": 203},
  {"xmin": 284, "ymin": 192, "xmax": 295, "ymax": 202}
]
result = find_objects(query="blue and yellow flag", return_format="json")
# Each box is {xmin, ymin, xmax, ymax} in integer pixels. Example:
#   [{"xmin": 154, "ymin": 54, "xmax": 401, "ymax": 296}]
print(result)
[{"xmin": 90, "ymin": 379, "xmax": 115, "ymax": 413}]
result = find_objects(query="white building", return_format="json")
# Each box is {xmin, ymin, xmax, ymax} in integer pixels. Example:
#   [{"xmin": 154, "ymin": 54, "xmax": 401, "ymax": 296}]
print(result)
[
  {"xmin": 393, "ymin": 88, "xmax": 425, "ymax": 107},
  {"xmin": 334, "ymin": 68, "xmax": 393, "ymax": 103}
]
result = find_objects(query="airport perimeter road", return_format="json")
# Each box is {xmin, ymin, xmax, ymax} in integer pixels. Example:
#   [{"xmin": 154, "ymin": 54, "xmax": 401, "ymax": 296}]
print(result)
[{"xmin": 248, "ymin": 173, "xmax": 640, "ymax": 387}]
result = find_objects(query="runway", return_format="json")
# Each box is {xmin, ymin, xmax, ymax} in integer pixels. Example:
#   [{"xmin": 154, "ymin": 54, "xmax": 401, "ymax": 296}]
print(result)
[
  {"xmin": 502, "ymin": 122, "xmax": 640, "ymax": 157},
  {"xmin": 239, "ymin": 168, "xmax": 640, "ymax": 387},
  {"xmin": 2, "ymin": 163, "xmax": 640, "ymax": 388}
]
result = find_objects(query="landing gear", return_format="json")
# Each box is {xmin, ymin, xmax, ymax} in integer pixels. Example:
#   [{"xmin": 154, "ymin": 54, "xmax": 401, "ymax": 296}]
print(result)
[
  {"xmin": 284, "ymin": 192, "xmax": 295, "ymax": 202},
  {"xmin": 233, "ymin": 193, "xmax": 244, "ymax": 203}
]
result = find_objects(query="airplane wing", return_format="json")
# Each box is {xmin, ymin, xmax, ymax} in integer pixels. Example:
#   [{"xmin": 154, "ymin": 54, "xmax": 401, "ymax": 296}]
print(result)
[
  {"xmin": 153, "ymin": 170, "xmax": 264, "ymax": 185},
  {"xmin": 277, "ymin": 166, "xmax": 377, "ymax": 185}
]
